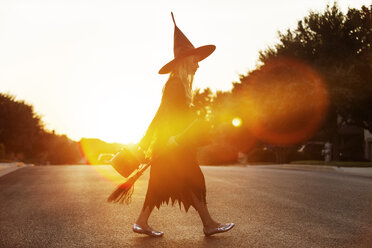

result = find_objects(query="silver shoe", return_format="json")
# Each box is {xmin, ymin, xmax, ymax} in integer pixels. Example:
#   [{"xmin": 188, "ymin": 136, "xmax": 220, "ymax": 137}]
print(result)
[
  {"xmin": 132, "ymin": 223, "xmax": 164, "ymax": 237},
  {"xmin": 203, "ymin": 223, "xmax": 235, "ymax": 237}
]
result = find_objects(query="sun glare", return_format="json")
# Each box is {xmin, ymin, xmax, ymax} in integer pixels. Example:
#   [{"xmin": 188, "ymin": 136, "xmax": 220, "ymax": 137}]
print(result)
[
  {"xmin": 79, "ymin": 139, "xmax": 131, "ymax": 185},
  {"xmin": 232, "ymin": 118, "xmax": 242, "ymax": 127}
]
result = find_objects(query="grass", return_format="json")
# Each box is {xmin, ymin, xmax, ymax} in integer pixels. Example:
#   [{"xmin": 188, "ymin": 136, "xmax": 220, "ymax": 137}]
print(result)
[{"xmin": 290, "ymin": 160, "xmax": 372, "ymax": 167}]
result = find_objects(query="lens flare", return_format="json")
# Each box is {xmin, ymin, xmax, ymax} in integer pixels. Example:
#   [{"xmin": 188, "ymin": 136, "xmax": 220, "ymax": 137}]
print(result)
[
  {"xmin": 241, "ymin": 57, "xmax": 329, "ymax": 146},
  {"xmin": 232, "ymin": 117, "xmax": 242, "ymax": 127},
  {"xmin": 79, "ymin": 138, "xmax": 123, "ymax": 185}
]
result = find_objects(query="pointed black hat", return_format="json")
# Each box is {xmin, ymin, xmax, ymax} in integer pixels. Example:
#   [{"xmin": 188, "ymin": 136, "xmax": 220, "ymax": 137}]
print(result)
[{"xmin": 158, "ymin": 12, "xmax": 216, "ymax": 74}]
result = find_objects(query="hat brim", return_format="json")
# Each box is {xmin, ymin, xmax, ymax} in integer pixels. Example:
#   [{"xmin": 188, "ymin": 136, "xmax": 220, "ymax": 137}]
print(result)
[{"xmin": 158, "ymin": 45, "xmax": 216, "ymax": 74}]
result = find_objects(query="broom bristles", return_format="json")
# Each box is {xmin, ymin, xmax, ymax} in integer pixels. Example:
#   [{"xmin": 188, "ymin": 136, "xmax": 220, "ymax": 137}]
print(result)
[
  {"xmin": 107, "ymin": 164, "xmax": 149, "ymax": 204},
  {"xmin": 107, "ymin": 179, "xmax": 135, "ymax": 204}
]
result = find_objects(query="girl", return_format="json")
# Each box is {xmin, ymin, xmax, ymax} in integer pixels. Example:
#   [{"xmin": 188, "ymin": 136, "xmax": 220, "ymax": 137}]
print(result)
[{"xmin": 133, "ymin": 13, "xmax": 234, "ymax": 237}]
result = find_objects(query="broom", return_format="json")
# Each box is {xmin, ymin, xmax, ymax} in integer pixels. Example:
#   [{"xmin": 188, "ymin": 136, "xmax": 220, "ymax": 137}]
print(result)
[
  {"xmin": 107, "ymin": 119, "xmax": 210, "ymax": 204},
  {"xmin": 107, "ymin": 162, "xmax": 151, "ymax": 204}
]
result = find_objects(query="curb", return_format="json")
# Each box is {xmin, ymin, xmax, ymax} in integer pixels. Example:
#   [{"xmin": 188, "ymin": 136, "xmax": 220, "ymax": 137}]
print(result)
[
  {"xmin": 334, "ymin": 167, "xmax": 372, "ymax": 178},
  {"xmin": 0, "ymin": 166, "xmax": 21, "ymax": 177},
  {"xmin": 258, "ymin": 164, "xmax": 372, "ymax": 178},
  {"xmin": 0, "ymin": 163, "xmax": 34, "ymax": 178},
  {"xmin": 257, "ymin": 164, "xmax": 337, "ymax": 172},
  {"xmin": 280, "ymin": 164, "xmax": 337, "ymax": 172}
]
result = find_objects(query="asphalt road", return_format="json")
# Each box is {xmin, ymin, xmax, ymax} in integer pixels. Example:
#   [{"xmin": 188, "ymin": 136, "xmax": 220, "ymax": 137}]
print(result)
[{"xmin": 1, "ymin": 165, "xmax": 372, "ymax": 248}]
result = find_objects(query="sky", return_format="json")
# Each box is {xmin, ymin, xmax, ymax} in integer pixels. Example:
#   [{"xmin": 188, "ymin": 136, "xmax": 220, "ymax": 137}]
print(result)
[{"xmin": 1, "ymin": 0, "xmax": 370, "ymax": 144}]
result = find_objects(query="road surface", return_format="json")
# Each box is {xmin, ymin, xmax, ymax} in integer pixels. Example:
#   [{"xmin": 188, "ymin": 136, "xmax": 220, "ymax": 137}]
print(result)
[{"xmin": 1, "ymin": 165, "xmax": 372, "ymax": 248}]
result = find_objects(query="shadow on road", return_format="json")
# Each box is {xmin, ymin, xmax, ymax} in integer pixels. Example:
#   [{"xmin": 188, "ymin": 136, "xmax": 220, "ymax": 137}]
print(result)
[{"xmin": 131, "ymin": 234, "xmax": 235, "ymax": 247}]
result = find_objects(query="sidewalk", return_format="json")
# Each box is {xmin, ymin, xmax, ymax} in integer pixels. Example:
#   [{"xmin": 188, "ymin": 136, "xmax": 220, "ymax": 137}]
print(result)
[
  {"xmin": 263, "ymin": 163, "xmax": 372, "ymax": 178},
  {"xmin": 334, "ymin": 166, "xmax": 372, "ymax": 178},
  {"xmin": 0, "ymin": 162, "xmax": 33, "ymax": 177}
]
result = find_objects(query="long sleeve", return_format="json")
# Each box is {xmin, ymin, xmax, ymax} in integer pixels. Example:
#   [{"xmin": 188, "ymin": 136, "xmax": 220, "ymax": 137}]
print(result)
[{"xmin": 139, "ymin": 77, "xmax": 189, "ymax": 154}]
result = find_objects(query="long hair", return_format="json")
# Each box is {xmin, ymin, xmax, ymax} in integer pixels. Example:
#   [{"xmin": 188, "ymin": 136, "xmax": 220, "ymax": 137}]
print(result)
[
  {"xmin": 138, "ymin": 56, "xmax": 196, "ymax": 154},
  {"xmin": 168, "ymin": 56, "xmax": 195, "ymax": 105}
]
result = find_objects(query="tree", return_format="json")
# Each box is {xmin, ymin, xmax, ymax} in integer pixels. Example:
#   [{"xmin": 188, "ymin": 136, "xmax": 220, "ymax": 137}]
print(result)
[
  {"xmin": 191, "ymin": 87, "xmax": 214, "ymax": 121},
  {"xmin": 0, "ymin": 92, "xmax": 82, "ymax": 164},
  {"xmin": 258, "ymin": 4, "xmax": 372, "ymax": 160},
  {"xmin": 39, "ymin": 132, "xmax": 82, "ymax": 165},
  {"xmin": 0, "ymin": 93, "xmax": 44, "ymax": 161}
]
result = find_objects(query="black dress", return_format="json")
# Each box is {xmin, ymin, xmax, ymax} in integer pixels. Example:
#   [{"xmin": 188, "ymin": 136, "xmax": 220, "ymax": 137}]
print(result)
[{"xmin": 139, "ymin": 76, "xmax": 206, "ymax": 212}]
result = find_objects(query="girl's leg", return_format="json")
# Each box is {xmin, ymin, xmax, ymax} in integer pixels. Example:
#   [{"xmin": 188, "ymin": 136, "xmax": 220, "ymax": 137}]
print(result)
[
  {"xmin": 191, "ymin": 193, "xmax": 220, "ymax": 229},
  {"xmin": 192, "ymin": 193, "xmax": 235, "ymax": 236},
  {"xmin": 133, "ymin": 204, "xmax": 163, "ymax": 236},
  {"xmin": 136, "ymin": 205, "xmax": 152, "ymax": 228}
]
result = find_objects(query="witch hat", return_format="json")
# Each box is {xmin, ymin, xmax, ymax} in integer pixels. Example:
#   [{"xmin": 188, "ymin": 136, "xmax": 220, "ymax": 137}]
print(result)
[{"xmin": 158, "ymin": 12, "xmax": 216, "ymax": 74}]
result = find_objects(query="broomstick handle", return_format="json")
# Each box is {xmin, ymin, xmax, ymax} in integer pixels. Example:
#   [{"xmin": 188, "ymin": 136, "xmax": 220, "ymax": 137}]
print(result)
[{"xmin": 137, "ymin": 162, "xmax": 151, "ymax": 176}]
